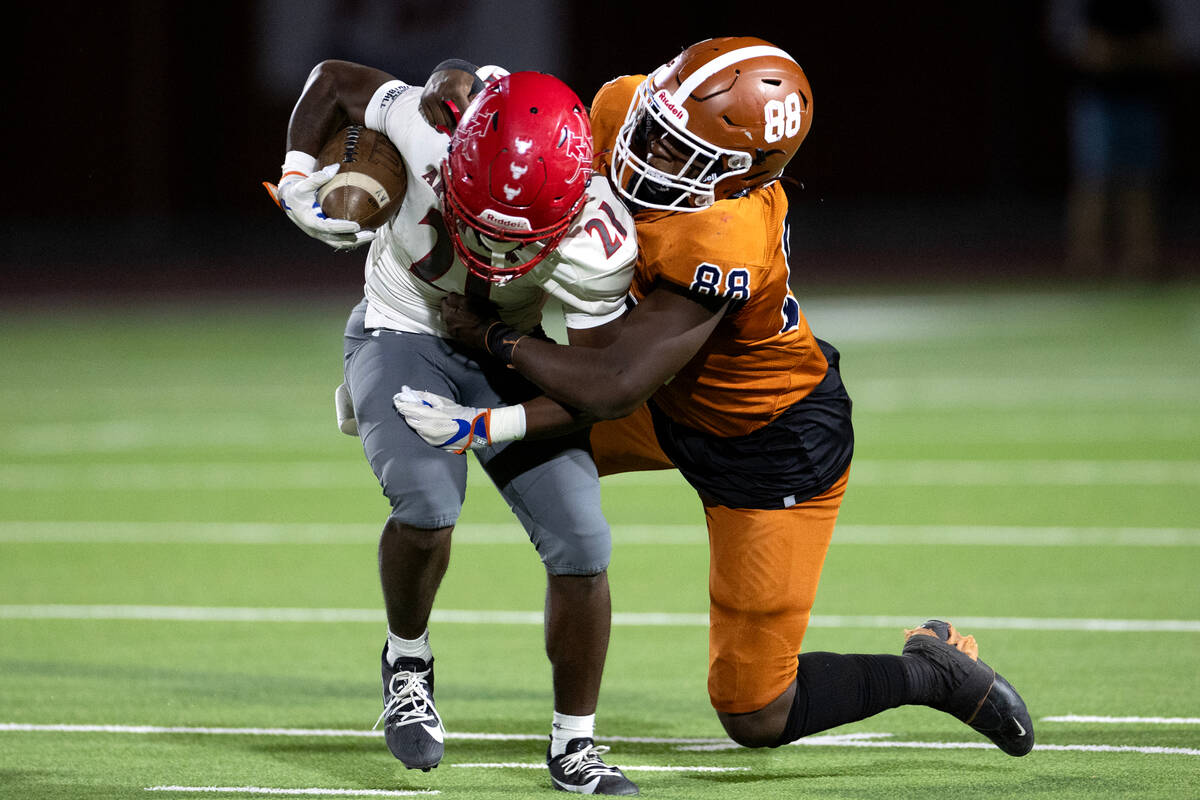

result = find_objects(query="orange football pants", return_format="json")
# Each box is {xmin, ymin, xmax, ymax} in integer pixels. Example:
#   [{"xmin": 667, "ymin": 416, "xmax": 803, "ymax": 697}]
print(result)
[{"xmin": 590, "ymin": 403, "xmax": 849, "ymax": 714}]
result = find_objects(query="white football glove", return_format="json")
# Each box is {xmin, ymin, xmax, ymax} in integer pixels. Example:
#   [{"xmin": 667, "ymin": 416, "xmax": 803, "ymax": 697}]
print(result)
[
  {"xmin": 265, "ymin": 152, "xmax": 376, "ymax": 252},
  {"xmin": 394, "ymin": 385, "xmax": 525, "ymax": 454}
]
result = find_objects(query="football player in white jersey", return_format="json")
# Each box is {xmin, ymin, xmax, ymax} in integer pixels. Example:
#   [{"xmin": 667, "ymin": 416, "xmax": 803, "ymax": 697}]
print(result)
[{"xmin": 265, "ymin": 59, "xmax": 639, "ymax": 795}]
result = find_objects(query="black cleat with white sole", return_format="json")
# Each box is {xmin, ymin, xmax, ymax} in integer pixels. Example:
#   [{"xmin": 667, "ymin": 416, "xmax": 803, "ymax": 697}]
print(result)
[
  {"xmin": 903, "ymin": 619, "xmax": 1034, "ymax": 756},
  {"xmin": 375, "ymin": 648, "xmax": 445, "ymax": 771},
  {"xmin": 548, "ymin": 737, "xmax": 639, "ymax": 795}
]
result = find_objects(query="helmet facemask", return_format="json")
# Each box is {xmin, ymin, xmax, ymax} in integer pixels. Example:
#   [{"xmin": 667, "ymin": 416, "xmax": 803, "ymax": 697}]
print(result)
[
  {"xmin": 440, "ymin": 71, "xmax": 593, "ymax": 284},
  {"xmin": 612, "ymin": 74, "xmax": 753, "ymax": 212},
  {"xmin": 441, "ymin": 159, "xmax": 580, "ymax": 284},
  {"xmin": 610, "ymin": 38, "xmax": 812, "ymax": 213}
]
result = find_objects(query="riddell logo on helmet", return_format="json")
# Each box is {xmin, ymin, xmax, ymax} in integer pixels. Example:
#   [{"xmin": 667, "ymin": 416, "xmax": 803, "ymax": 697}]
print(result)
[
  {"xmin": 481, "ymin": 209, "xmax": 533, "ymax": 231},
  {"xmin": 655, "ymin": 90, "xmax": 688, "ymax": 124}
]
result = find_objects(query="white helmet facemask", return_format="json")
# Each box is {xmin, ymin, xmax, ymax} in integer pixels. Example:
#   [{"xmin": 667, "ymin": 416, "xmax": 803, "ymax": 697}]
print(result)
[{"xmin": 611, "ymin": 68, "xmax": 753, "ymax": 212}]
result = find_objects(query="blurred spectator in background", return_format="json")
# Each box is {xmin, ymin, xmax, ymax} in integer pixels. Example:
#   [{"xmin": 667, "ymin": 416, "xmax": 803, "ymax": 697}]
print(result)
[{"xmin": 1048, "ymin": 0, "xmax": 1194, "ymax": 280}]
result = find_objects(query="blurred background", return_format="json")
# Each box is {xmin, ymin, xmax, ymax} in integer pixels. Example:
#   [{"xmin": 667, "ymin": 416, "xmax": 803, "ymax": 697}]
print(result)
[{"xmin": 5, "ymin": 0, "xmax": 1200, "ymax": 298}]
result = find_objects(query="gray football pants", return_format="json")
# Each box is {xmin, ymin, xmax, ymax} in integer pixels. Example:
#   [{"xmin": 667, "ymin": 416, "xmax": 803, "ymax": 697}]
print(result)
[{"xmin": 343, "ymin": 299, "xmax": 611, "ymax": 575}]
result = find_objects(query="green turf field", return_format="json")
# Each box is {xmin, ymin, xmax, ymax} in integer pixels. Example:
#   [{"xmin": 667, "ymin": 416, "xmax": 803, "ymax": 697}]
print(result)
[{"xmin": 2, "ymin": 283, "xmax": 1198, "ymax": 799}]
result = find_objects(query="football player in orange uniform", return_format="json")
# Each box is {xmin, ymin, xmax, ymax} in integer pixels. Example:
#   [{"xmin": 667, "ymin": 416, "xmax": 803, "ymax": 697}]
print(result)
[{"xmin": 399, "ymin": 38, "xmax": 1034, "ymax": 757}]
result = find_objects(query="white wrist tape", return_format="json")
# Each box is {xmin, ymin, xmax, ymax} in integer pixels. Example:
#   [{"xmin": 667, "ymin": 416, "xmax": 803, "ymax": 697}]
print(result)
[
  {"xmin": 281, "ymin": 150, "xmax": 318, "ymax": 177},
  {"xmin": 488, "ymin": 404, "xmax": 527, "ymax": 443}
]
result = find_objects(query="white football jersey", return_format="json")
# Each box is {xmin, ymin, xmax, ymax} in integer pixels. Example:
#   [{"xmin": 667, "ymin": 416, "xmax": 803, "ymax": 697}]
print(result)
[{"xmin": 360, "ymin": 80, "xmax": 637, "ymax": 336}]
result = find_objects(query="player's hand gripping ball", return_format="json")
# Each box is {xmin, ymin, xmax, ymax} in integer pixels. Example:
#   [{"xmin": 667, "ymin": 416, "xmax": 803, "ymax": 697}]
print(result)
[{"xmin": 316, "ymin": 126, "xmax": 407, "ymax": 229}]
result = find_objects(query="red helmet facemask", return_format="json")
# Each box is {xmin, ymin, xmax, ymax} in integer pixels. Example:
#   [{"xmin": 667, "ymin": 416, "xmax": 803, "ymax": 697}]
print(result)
[{"xmin": 441, "ymin": 71, "xmax": 593, "ymax": 283}]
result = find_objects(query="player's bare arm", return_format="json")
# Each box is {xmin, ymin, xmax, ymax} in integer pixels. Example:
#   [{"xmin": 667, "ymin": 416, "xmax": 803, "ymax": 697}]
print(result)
[
  {"xmin": 418, "ymin": 60, "xmax": 512, "ymax": 134},
  {"xmin": 499, "ymin": 317, "xmax": 628, "ymax": 436},
  {"xmin": 418, "ymin": 63, "xmax": 478, "ymax": 133},
  {"xmin": 396, "ymin": 291, "xmax": 716, "ymax": 452},
  {"xmin": 398, "ymin": 300, "xmax": 628, "ymax": 445},
  {"xmin": 263, "ymin": 60, "xmax": 397, "ymax": 252},
  {"xmin": 286, "ymin": 60, "xmax": 397, "ymax": 156},
  {"xmin": 442, "ymin": 286, "xmax": 726, "ymax": 422}
]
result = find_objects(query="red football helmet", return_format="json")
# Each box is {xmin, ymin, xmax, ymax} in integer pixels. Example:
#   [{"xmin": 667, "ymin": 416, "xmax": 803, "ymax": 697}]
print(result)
[
  {"xmin": 441, "ymin": 71, "xmax": 593, "ymax": 283},
  {"xmin": 611, "ymin": 37, "xmax": 813, "ymax": 211}
]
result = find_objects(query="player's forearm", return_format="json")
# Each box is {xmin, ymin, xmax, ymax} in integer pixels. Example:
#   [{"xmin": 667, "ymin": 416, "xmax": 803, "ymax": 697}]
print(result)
[
  {"xmin": 507, "ymin": 290, "xmax": 724, "ymax": 419},
  {"xmin": 518, "ymin": 394, "xmax": 599, "ymax": 439},
  {"xmin": 512, "ymin": 337, "xmax": 656, "ymax": 421},
  {"xmin": 285, "ymin": 60, "xmax": 394, "ymax": 157},
  {"xmin": 441, "ymin": 289, "xmax": 718, "ymax": 420}
]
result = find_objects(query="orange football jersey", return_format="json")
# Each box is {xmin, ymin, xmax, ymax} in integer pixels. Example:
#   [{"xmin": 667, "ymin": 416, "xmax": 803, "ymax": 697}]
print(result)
[{"xmin": 590, "ymin": 76, "xmax": 828, "ymax": 438}]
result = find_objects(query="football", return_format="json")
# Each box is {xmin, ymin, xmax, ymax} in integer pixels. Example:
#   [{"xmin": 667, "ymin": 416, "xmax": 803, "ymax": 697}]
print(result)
[{"xmin": 316, "ymin": 125, "xmax": 407, "ymax": 229}]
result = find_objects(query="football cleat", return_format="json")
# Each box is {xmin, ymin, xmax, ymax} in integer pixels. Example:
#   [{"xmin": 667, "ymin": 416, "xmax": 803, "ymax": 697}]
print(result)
[
  {"xmin": 902, "ymin": 619, "xmax": 1034, "ymax": 756},
  {"xmin": 374, "ymin": 648, "xmax": 445, "ymax": 771},
  {"xmin": 547, "ymin": 737, "xmax": 639, "ymax": 795}
]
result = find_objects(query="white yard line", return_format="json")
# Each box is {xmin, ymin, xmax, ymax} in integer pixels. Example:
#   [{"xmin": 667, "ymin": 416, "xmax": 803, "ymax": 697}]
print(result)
[
  {"xmin": 829, "ymin": 525, "xmax": 1200, "ymax": 547},
  {"xmin": 1043, "ymin": 716, "xmax": 1200, "ymax": 725},
  {"xmin": 0, "ymin": 463, "xmax": 370, "ymax": 491},
  {"xmin": 2, "ymin": 605, "xmax": 1198, "ymax": 632},
  {"xmin": 1, "ymin": 521, "xmax": 1197, "ymax": 546},
  {"xmin": 810, "ymin": 615, "xmax": 1200, "ymax": 633},
  {"xmin": 145, "ymin": 788, "xmax": 437, "ymax": 797},
  {"xmin": 2, "ymin": 458, "xmax": 1199, "ymax": 490},
  {"xmin": 681, "ymin": 738, "xmax": 1200, "ymax": 756},
  {"xmin": 2, "ymin": 723, "xmax": 383, "ymax": 737},
  {"xmin": 4, "ymin": 723, "xmax": 1195, "ymax": 758},
  {"xmin": 0, "ymin": 724, "xmax": 737, "ymax": 746},
  {"xmin": 448, "ymin": 763, "xmax": 747, "ymax": 772},
  {"xmin": 848, "ymin": 377, "xmax": 1200, "ymax": 410},
  {"xmin": 846, "ymin": 459, "xmax": 1200, "ymax": 486},
  {"xmin": 795, "ymin": 741, "xmax": 1200, "ymax": 756}
]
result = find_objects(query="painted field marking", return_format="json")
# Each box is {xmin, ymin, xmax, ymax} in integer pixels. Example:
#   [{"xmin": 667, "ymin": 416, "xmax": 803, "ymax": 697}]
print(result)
[
  {"xmin": 448, "ymin": 763, "xmax": 747, "ymax": 773},
  {"xmin": 850, "ymin": 377, "xmax": 1200, "ymax": 411},
  {"xmin": 846, "ymin": 459, "xmax": 1200, "ymax": 486},
  {"xmin": 0, "ymin": 723, "xmax": 719, "ymax": 745},
  {"xmin": 2, "ymin": 605, "xmax": 1199, "ymax": 633},
  {"xmin": 1044, "ymin": 716, "xmax": 1200, "ymax": 725},
  {"xmin": 3, "ymin": 458, "xmax": 1200, "ymax": 490},
  {"xmin": 682, "ymin": 733, "xmax": 891, "ymax": 751},
  {"xmin": 679, "ymin": 736, "xmax": 1200, "ymax": 757},
  {"xmin": 795, "ymin": 741, "xmax": 1200, "ymax": 756},
  {"xmin": 145, "ymin": 788, "xmax": 436, "ymax": 797},
  {"xmin": 6, "ymin": 406, "xmax": 1196, "ymax": 456},
  {"xmin": 2, "ymin": 723, "xmax": 383, "ymax": 737},
  {"xmin": 2, "ymin": 521, "xmax": 1198, "ymax": 547},
  {"xmin": 5, "ymin": 723, "xmax": 1196, "ymax": 759}
]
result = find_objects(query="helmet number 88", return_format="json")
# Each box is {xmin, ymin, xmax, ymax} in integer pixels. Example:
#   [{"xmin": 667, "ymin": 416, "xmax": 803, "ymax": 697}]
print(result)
[{"xmin": 764, "ymin": 93, "xmax": 805, "ymax": 142}]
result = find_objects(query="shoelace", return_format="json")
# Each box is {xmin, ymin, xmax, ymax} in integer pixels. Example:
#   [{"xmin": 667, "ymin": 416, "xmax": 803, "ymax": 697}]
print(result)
[
  {"xmin": 557, "ymin": 743, "xmax": 623, "ymax": 778},
  {"xmin": 373, "ymin": 668, "xmax": 440, "ymax": 730}
]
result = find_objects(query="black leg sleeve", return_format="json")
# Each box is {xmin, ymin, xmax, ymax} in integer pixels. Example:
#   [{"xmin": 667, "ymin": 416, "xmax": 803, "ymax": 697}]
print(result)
[{"xmin": 777, "ymin": 652, "xmax": 917, "ymax": 746}]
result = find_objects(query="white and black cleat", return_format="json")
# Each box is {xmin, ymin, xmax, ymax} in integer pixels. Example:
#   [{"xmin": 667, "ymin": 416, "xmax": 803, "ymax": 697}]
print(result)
[
  {"xmin": 547, "ymin": 737, "xmax": 639, "ymax": 795},
  {"xmin": 375, "ymin": 648, "xmax": 445, "ymax": 771}
]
